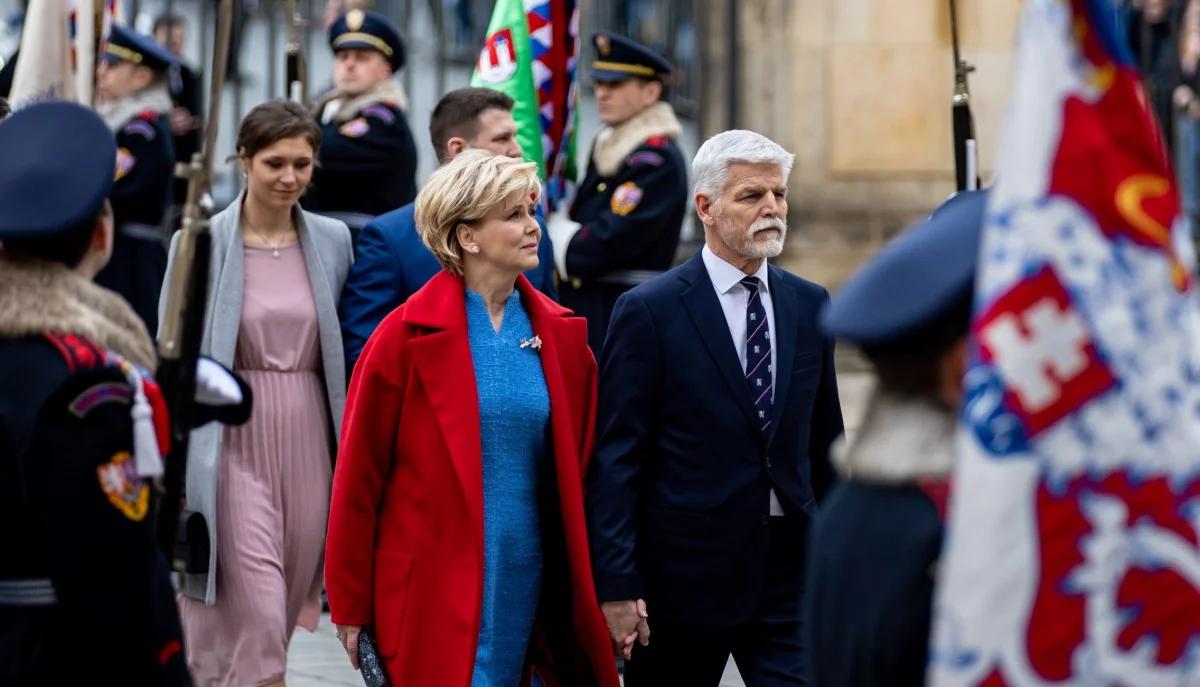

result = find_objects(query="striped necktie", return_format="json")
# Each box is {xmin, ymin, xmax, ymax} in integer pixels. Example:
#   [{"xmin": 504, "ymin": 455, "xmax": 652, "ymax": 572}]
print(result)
[{"xmin": 741, "ymin": 276, "xmax": 773, "ymax": 432}]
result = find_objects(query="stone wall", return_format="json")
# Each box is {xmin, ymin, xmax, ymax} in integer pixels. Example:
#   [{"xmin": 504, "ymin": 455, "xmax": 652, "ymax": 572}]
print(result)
[{"xmin": 699, "ymin": 0, "xmax": 1020, "ymax": 287}]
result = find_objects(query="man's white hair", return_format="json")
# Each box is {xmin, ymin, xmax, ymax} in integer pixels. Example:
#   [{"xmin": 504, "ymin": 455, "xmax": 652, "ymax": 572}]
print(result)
[{"xmin": 691, "ymin": 129, "xmax": 795, "ymax": 199}]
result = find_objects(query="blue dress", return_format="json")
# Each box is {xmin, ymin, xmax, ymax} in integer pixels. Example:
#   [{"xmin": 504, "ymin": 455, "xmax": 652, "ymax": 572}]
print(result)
[{"xmin": 466, "ymin": 289, "xmax": 550, "ymax": 687}]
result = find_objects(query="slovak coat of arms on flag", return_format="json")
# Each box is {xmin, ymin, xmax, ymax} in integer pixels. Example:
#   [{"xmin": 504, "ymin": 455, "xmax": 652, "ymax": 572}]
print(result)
[{"xmin": 930, "ymin": 0, "xmax": 1200, "ymax": 685}]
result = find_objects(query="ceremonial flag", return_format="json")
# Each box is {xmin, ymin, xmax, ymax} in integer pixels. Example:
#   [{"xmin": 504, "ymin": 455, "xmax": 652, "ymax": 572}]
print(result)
[
  {"xmin": 471, "ymin": 0, "xmax": 579, "ymax": 210},
  {"xmin": 930, "ymin": 1, "xmax": 1200, "ymax": 685},
  {"xmin": 8, "ymin": 0, "xmax": 115, "ymax": 108},
  {"xmin": 9, "ymin": 0, "xmax": 77, "ymax": 106}
]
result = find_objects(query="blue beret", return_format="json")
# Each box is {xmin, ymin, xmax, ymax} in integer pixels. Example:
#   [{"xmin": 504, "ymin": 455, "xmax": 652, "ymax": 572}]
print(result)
[
  {"xmin": 0, "ymin": 101, "xmax": 116, "ymax": 239},
  {"xmin": 591, "ymin": 32, "xmax": 673, "ymax": 81},
  {"xmin": 822, "ymin": 190, "xmax": 989, "ymax": 346},
  {"xmin": 103, "ymin": 24, "xmax": 177, "ymax": 72},
  {"xmin": 329, "ymin": 10, "xmax": 406, "ymax": 71}
]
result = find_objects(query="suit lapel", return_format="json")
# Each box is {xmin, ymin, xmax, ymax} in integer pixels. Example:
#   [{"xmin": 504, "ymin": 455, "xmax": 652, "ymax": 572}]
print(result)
[
  {"xmin": 767, "ymin": 267, "xmax": 798, "ymax": 446},
  {"xmin": 678, "ymin": 255, "xmax": 761, "ymax": 434}
]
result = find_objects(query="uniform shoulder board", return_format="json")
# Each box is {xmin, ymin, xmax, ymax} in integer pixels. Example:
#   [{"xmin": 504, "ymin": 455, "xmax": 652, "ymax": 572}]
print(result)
[
  {"xmin": 361, "ymin": 103, "xmax": 397, "ymax": 125},
  {"xmin": 627, "ymin": 150, "xmax": 665, "ymax": 168},
  {"xmin": 43, "ymin": 332, "xmax": 107, "ymax": 372},
  {"xmin": 122, "ymin": 115, "xmax": 158, "ymax": 140},
  {"xmin": 643, "ymin": 135, "xmax": 671, "ymax": 148}
]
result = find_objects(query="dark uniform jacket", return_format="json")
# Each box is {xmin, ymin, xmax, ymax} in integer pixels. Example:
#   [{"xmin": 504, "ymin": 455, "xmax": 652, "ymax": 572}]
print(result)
[
  {"xmin": 304, "ymin": 81, "xmax": 418, "ymax": 223},
  {"xmin": 804, "ymin": 392, "xmax": 955, "ymax": 687},
  {"xmin": 95, "ymin": 96, "xmax": 175, "ymax": 335},
  {"xmin": 560, "ymin": 101, "xmax": 688, "ymax": 352},
  {"xmin": 0, "ymin": 258, "xmax": 188, "ymax": 686}
]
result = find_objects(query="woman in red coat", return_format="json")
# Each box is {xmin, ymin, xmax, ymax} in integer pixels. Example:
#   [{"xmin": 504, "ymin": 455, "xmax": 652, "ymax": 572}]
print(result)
[{"xmin": 325, "ymin": 150, "xmax": 620, "ymax": 687}]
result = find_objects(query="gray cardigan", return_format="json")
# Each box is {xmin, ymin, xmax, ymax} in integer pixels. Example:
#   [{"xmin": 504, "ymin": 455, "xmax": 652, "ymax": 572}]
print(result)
[{"xmin": 159, "ymin": 194, "xmax": 353, "ymax": 603}]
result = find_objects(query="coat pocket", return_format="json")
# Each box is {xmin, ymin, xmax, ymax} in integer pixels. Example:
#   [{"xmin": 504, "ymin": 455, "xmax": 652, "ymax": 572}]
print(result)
[{"xmin": 372, "ymin": 550, "xmax": 415, "ymax": 658}]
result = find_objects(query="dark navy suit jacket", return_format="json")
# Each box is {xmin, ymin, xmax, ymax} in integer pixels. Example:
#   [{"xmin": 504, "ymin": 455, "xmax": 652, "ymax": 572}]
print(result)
[
  {"xmin": 586, "ymin": 250, "xmax": 844, "ymax": 627},
  {"xmin": 338, "ymin": 202, "xmax": 558, "ymax": 372}
]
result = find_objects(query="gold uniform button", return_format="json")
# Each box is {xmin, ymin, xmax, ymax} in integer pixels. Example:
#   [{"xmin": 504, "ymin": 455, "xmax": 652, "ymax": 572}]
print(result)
[
  {"xmin": 570, "ymin": 277, "xmax": 583, "ymax": 289},
  {"xmin": 597, "ymin": 182, "xmax": 607, "ymax": 192}
]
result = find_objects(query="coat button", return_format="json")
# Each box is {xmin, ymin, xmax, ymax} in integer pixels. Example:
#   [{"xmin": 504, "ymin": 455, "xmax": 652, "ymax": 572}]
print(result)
[
  {"xmin": 597, "ymin": 182, "xmax": 607, "ymax": 192},
  {"xmin": 765, "ymin": 457, "xmax": 773, "ymax": 469}
]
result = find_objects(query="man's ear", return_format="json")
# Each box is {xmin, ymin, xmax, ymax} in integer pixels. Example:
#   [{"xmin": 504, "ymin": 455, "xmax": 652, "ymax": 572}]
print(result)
[
  {"xmin": 642, "ymin": 79, "xmax": 663, "ymax": 106},
  {"xmin": 694, "ymin": 192, "xmax": 716, "ymax": 228},
  {"xmin": 445, "ymin": 137, "xmax": 469, "ymax": 161}
]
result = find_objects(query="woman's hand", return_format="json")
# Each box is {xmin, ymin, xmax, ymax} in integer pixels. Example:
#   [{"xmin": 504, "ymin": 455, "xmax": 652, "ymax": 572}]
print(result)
[{"xmin": 335, "ymin": 624, "xmax": 362, "ymax": 669}]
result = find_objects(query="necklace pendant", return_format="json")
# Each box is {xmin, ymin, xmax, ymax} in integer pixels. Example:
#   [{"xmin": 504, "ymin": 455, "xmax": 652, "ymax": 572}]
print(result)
[{"xmin": 272, "ymin": 248, "xmax": 280, "ymax": 258}]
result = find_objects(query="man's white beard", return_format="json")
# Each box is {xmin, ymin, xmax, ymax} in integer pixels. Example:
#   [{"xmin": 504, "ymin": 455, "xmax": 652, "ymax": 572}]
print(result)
[{"xmin": 720, "ymin": 215, "xmax": 788, "ymax": 260}]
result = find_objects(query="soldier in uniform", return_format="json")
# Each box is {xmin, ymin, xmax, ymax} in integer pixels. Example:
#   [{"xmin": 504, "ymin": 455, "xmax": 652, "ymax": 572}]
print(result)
[
  {"xmin": 94, "ymin": 24, "xmax": 177, "ymax": 336},
  {"xmin": 549, "ymin": 32, "xmax": 689, "ymax": 353},
  {"xmin": 805, "ymin": 190, "xmax": 987, "ymax": 687},
  {"xmin": 303, "ymin": 9, "xmax": 419, "ymax": 232},
  {"xmin": 0, "ymin": 102, "xmax": 189, "ymax": 686}
]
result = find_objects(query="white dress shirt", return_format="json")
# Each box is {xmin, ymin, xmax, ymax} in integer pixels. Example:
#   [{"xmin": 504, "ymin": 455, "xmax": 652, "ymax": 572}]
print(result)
[{"xmin": 700, "ymin": 244, "xmax": 784, "ymax": 516}]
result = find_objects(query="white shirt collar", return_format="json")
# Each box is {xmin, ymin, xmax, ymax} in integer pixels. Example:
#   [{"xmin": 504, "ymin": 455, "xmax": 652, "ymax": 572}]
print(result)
[{"xmin": 701, "ymin": 244, "xmax": 771, "ymax": 296}]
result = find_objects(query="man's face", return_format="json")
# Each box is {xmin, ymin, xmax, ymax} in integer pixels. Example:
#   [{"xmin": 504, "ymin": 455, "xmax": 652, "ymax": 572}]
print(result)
[
  {"xmin": 154, "ymin": 24, "xmax": 186, "ymax": 57},
  {"xmin": 707, "ymin": 162, "xmax": 789, "ymax": 261},
  {"xmin": 593, "ymin": 77, "xmax": 660, "ymax": 126},
  {"xmin": 467, "ymin": 108, "xmax": 522, "ymax": 159},
  {"xmin": 333, "ymin": 48, "xmax": 393, "ymax": 95},
  {"xmin": 96, "ymin": 60, "xmax": 152, "ymax": 102}
]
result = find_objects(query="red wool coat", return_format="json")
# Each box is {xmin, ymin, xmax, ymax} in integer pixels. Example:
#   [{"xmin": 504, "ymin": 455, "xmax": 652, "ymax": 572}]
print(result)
[{"xmin": 325, "ymin": 270, "xmax": 619, "ymax": 687}]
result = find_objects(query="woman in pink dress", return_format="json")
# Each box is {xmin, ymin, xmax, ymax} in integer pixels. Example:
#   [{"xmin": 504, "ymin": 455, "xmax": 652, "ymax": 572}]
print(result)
[{"xmin": 161, "ymin": 100, "xmax": 353, "ymax": 686}]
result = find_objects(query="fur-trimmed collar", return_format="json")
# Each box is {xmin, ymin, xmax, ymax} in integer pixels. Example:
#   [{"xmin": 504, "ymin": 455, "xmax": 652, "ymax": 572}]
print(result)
[
  {"xmin": 315, "ymin": 79, "xmax": 409, "ymax": 124},
  {"xmin": 592, "ymin": 102, "xmax": 682, "ymax": 177},
  {"xmin": 833, "ymin": 387, "xmax": 957, "ymax": 484},
  {"xmin": 96, "ymin": 84, "xmax": 174, "ymax": 133},
  {"xmin": 0, "ymin": 255, "xmax": 157, "ymax": 371}
]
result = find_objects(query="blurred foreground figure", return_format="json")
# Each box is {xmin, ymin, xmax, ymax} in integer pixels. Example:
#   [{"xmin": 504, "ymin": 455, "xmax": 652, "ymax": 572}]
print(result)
[
  {"xmin": 806, "ymin": 190, "xmax": 986, "ymax": 687},
  {"xmin": 0, "ymin": 101, "xmax": 190, "ymax": 687}
]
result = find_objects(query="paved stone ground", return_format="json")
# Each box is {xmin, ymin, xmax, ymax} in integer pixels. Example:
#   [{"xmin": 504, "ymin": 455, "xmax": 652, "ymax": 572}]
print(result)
[{"xmin": 285, "ymin": 370, "xmax": 875, "ymax": 687}]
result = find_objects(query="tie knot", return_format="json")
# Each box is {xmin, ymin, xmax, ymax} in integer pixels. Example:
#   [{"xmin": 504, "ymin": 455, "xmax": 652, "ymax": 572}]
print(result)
[{"xmin": 740, "ymin": 276, "xmax": 762, "ymax": 293}]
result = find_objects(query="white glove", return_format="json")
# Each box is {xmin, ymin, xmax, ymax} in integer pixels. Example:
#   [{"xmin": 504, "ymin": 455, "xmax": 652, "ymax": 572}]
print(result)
[{"xmin": 546, "ymin": 210, "xmax": 583, "ymax": 282}]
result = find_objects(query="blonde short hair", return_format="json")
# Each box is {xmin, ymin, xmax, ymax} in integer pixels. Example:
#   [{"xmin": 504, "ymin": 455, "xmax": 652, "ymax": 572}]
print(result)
[{"xmin": 414, "ymin": 149, "xmax": 542, "ymax": 275}]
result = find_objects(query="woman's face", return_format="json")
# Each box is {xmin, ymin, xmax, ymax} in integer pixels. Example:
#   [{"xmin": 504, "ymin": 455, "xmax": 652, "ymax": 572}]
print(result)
[
  {"xmin": 242, "ymin": 136, "xmax": 315, "ymax": 211},
  {"xmin": 459, "ymin": 193, "xmax": 541, "ymax": 277}
]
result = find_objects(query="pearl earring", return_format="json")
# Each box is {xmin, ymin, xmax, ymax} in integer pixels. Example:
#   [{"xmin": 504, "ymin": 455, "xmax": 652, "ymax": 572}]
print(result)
[{"xmin": 469, "ymin": 245, "xmax": 480, "ymax": 254}]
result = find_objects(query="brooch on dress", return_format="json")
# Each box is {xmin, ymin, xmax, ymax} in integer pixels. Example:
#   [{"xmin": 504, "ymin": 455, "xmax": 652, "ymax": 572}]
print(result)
[{"xmin": 519, "ymin": 335, "xmax": 543, "ymax": 351}]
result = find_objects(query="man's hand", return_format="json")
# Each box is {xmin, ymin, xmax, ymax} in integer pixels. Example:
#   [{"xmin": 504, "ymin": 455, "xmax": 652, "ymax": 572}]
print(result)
[
  {"xmin": 601, "ymin": 599, "xmax": 650, "ymax": 660},
  {"xmin": 335, "ymin": 624, "xmax": 362, "ymax": 670}
]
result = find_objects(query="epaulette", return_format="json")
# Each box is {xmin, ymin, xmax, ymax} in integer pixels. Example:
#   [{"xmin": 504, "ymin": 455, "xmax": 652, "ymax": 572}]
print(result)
[
  {"xmin": 122, "ymin": 115, "xmax": 159, "ymax": 140},
  {"xmin": 42, "ymin": 332, "xmax": 171, "ymax": 463},
  {"xmin": 43, "ymin": 332, "xmax": 107, "ymax": 372},
  {"xmin": 362, "ymin": 103, "xmax": 397, "ymax": 125},
  {"xmin": 643, "ymin": 135, "xmax": 671, "ymax": 148}
]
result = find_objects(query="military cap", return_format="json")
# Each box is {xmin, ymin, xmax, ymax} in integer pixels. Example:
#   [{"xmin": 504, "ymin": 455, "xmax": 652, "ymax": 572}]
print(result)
[
  {"xmin": 822, "ymin": 190, "xmax": 989, "ymax": 346},
  {"xmin": 0, "ymin": 101, "xmax": 116, "ymax": 240},
  {"xmin": 329, "ymin": 9, "xmax": 406, "ymax": 72},
  {"xmin": 591, "ymin": 32, "xmax": 673, "ymax": 81},
  {"xmin": 103, "ymin": 24, "xmax": 177, "ymax": 72}
]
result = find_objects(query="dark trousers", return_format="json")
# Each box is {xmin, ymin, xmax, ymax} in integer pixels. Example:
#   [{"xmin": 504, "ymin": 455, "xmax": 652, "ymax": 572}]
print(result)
[{"xmin": 624, "ymin": 518, "xmax": 809, "ymax": 687}]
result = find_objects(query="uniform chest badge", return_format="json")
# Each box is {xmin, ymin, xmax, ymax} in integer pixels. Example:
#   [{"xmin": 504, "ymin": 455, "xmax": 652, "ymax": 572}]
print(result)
[
  {"xmin": 611, "ymin": 181, "xmax": 643, "ymax": 216},
  {"xmin": 114, "ymin": 147, "xmax": 136, "ymax": 181},
  {"xmin": 97, "ymin": 451, "xmax": 150, "ymax": 521},
  {"xmin": 339, "ymin": 117, "xmax": 370, "ymax": 138}
]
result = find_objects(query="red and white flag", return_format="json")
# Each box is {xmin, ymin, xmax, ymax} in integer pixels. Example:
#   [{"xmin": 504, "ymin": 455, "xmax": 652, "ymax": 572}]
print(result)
[{"xmin": 931, "ymin": 0, "xmax": 1200, "ymax": 685}]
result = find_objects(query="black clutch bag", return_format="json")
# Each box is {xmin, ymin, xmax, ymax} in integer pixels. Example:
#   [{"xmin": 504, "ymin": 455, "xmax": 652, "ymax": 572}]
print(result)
[{"xmin": 357, "ymin": 628, "xmax": 391, "ymax": 687}]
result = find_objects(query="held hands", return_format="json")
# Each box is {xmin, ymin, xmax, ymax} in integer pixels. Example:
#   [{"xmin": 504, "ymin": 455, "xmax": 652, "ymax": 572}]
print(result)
[
  {"xmin": 600, "ymin": 599, "xmax": 650, "ymax": 660},
  {"xmin": 335, "ymin": 624, "xmax": 362, "ymax": 670}
]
